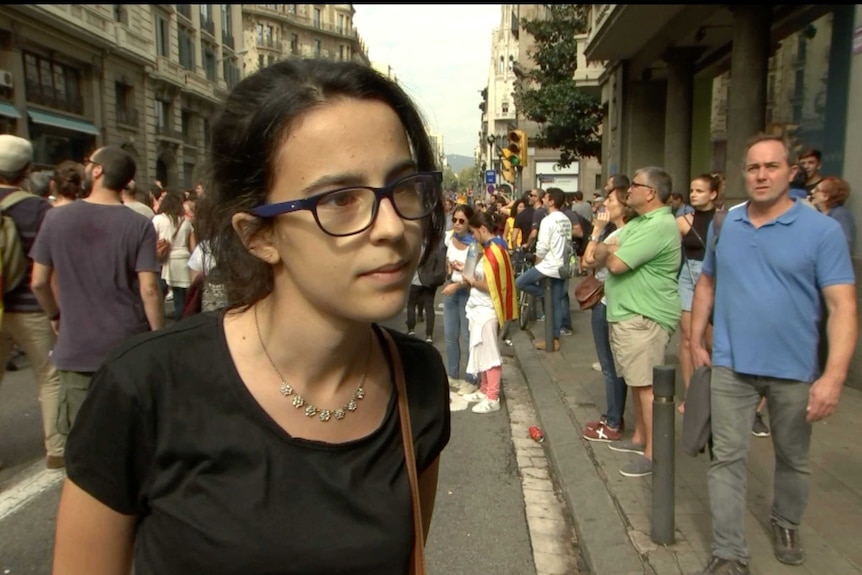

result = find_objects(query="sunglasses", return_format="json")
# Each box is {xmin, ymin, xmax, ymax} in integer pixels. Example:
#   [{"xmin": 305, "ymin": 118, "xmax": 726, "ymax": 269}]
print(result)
[{"xmin": 452, "ymin": 217, "xmax": 467, "ymax": 224}]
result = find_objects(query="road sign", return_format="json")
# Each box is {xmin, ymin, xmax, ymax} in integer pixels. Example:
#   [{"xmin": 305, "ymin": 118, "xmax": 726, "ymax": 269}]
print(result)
[
  {"xmin": 484, "ymin": 170, "xmax": 496, "ymax": 184},
  {"xmin": 486, "ymin": 184, "xmax": 495, "ymax": 194}
]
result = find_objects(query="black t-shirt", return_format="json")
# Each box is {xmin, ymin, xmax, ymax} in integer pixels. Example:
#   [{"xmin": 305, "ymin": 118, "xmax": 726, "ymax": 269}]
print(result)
[
  {"xmin": 65, "ymin": 313, "xmax": 451, "ymax": 575},
  {"xmin": 514, "ymin": 206, "xmax": 534, "ymax": 246}
]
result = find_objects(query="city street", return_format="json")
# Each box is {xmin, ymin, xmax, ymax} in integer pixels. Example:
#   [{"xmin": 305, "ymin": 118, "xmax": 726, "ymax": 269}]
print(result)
[{"xmin": 0, "ymin": 301, "xmax": 581, "ymax": 574}]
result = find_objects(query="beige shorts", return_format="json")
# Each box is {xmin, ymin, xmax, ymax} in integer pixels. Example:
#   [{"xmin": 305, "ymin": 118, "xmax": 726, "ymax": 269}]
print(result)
[{"xmin": 609, "ymin": 315, "xmax": 672, "ymax": 388}]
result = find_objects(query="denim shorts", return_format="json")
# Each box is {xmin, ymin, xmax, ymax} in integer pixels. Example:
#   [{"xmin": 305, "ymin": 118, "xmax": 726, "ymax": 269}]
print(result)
[{"xmin": 678, "ymin": 258, "xmax": 704, "ymax": 312}]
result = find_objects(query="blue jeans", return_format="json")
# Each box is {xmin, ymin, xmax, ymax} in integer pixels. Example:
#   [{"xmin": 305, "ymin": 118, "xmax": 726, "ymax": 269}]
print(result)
[
  {"xmin": 590, "ymin": 302, "xmax": 627, "ymax": 429},
  {"xmin": 516, "ymin": 267, "xmax": 565, "ymax": 338},
  {"xmin": 708, "ymin": 367, "xmax": 812, "ymax": 562},
  {"xmin": 443, "ymin": 288, "xmax": 473, "ymax": 381},
  {"xmin": 562, "ymin": 279, "xmax": 572, "ymax": 330}
]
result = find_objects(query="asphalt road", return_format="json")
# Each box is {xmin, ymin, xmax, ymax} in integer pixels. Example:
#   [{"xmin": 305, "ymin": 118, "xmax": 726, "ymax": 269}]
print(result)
[{"xmin": 0, "ymin": 301, "xmax": 536, "ymax": 575}]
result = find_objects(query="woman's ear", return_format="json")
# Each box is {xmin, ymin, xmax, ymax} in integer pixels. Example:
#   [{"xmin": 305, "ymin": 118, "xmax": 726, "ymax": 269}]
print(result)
[{"xmin": 231, "ymin": 213, "xmax": 281, "ymax": 265}]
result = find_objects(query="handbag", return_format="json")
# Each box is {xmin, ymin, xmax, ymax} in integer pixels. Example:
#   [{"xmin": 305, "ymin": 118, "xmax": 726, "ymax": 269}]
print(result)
[
  {"xmin": 181, "ymin": 275, "xmax": 205, "ymax": 318},
  {"xmin": 574, "ymin": 273, "xmax": 604, "ymax": 310},
  {"xmin": 380, "ymin": 329, "xmax": 427, "ymax": 575}
]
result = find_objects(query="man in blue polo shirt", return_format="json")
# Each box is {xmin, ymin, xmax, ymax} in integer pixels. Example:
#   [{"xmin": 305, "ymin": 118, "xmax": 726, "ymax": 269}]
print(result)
[{"xmin": 689, "ymin": 135, "xmax": 857, "ymax": 575}]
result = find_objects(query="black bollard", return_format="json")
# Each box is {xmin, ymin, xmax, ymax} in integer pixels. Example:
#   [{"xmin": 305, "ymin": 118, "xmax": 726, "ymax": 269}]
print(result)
[
  {"xmin": 651, "ymin": 365, "xmax": 676, "ymax": 545},
  {"xmin": 543, "ymin": 277, "xmax": 555, "ymax": 352}
]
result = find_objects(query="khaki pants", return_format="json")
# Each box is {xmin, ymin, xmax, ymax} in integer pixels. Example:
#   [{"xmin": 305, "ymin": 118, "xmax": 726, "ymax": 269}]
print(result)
[
  {"xmin": 0, "ymin": 312, "xmax": 65, "ymax": 457},
  {"xmin": 609, "ymin": 315, "xmax": 672, "ymax": 388},
  {"xmin": 57, "ymin": 370, "xmax": 95, "ymax": 436}
]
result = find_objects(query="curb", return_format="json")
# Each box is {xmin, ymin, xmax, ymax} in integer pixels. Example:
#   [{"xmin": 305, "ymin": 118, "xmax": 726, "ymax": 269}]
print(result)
[{"xmin": 511, "ymin": 329, "xmax": 646, "ymax": 575}]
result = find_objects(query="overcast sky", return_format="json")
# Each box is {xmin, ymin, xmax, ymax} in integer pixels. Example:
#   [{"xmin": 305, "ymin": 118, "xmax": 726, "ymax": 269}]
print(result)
[{"xmin": 353, "ymin": 5, "xmax": 502, "ymax": 158}]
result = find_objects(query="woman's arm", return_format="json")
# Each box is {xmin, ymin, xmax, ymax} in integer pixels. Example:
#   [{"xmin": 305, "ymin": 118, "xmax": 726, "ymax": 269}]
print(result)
[{"xmin": 53, "ymin": 479, "xmax": 136, "ymax": 575}]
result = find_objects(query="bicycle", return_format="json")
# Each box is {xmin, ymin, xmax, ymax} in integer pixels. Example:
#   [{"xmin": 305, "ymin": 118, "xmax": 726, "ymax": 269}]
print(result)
[{"xmin": 511, "ymin": 246, "xmax": 537, "ymax": 331}]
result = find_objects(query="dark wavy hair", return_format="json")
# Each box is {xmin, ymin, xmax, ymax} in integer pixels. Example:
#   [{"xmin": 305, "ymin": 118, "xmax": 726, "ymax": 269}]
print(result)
[
  {"xmin": 51, "ymin": 161, "xmax": 84, "ymax": 201},
  {"xmin": 157, "ymin": 190, "xmax": 186, "ymax": 229},
  {"xmin": 468, "ymin": 210, "xmax": 502, "ymax": 234},
  {"xmin": 194, "ymin": 59, "xmax": 443, "ymax": 311}
]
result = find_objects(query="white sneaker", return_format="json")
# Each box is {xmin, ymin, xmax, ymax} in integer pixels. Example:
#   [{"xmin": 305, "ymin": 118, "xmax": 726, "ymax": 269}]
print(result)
[
  {"xmin": 592, "ymin": 361, "xmax": 602, "ymax": 372},
  {"xmin": 456, "ymin": 381, "xmax": 479, "ymax": 396},
  {"xmin": 472, "ymin": 398, "xmax": 500, "ymax": 413},
  {"xmin": 462, "ymin": 390, "xmax": 487, "ymax": 403}
]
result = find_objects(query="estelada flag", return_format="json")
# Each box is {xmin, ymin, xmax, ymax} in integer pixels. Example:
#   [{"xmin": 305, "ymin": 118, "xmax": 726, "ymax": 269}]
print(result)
[{"xmin": 482, "ymin": 238, "xmax": 519, "ymax": 325}]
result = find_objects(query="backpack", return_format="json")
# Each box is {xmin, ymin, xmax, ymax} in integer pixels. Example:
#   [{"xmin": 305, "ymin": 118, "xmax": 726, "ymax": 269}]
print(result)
[
  {"xmin": 418, "ymin": 241, "xmax": 447, "ymax": 288},
  {"xmin": 0, "ymin": 191, "xmax": 33, "ymax": 295}
]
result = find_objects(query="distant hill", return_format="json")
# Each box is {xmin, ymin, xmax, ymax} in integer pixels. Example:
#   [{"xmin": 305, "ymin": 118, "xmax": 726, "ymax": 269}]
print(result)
[{"xmin": 446, "ymin": 154, "xmax": 475, "ymax": 173}]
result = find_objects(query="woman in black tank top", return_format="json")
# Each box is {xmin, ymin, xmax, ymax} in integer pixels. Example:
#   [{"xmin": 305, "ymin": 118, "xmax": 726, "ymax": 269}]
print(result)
[{"xmin": 676, "ymin": 173, "xmax": 720, "ymax": 413}]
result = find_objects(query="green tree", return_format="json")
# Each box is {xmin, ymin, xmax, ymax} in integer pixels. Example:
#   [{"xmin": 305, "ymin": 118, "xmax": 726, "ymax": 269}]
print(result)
[
  {"xmin": 442, "ymin": 167, "xmax": 459, "ymax": 193},
  {"xmin": 457, "ymin": 164, "xmax": 480, "ymax": 192},
  {"xmin": 514, "ymin": 5, "xmax": 603, "ymax": 167}
]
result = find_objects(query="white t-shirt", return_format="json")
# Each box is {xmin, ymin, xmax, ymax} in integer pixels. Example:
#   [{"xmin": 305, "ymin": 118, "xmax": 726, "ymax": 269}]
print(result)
[
  {"xmin": 534, "ymin": 210, "xmax": 572, "ymax": 279},
  {"xmin": 188, "ymin": 240, "xmax": 216, "ymax": 274},
  {"xmin": 597, "ymin": 228, "xmax": 623, "ymax": 306},
  {"xmin": 444, "ymin": 229, "xmax": 470, "ymax": 283}
]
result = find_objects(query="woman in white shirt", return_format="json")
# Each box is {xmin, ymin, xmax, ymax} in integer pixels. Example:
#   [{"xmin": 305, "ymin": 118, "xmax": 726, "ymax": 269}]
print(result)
[
  {"xmin": 440, "ymin": 204, "xmax": 476, "ymax": 393},
  {"xmin": 152, "ymin": 190, "xmax": 194, "ymax": 322}
]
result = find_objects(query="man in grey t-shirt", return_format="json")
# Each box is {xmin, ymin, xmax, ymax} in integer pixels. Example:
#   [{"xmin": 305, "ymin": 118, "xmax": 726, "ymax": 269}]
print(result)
[{"xmin": 30, "ymin": 146, "xmax": 163, "ymax": 434}]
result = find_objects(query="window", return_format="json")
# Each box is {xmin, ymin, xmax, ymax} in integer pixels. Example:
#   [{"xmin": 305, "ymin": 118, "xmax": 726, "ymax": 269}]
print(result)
[
  {"xmin": 501, "ymin": 100, "xmax": 509, "ymax": 115},
  {"xmin": 267, "ymin": 55, "xmax": 275, "ymax": 66},
  {"xmin": 156, "ymin": 100, "xmax": 171, "ymax": 130},
  {"xmin": 794, "ymin": 68, "xmax": 804, "ymax": 99},
  {"xmin": 797, "ymin": 34, "xmax": 807, "ymax": 63},
  {"xmin": 184, "ymin": 163, "xmax": 195, "ymax": 187},
  {"xmin": 203, "ymin": 118, "xmax": 211, "ymax": 146},
  {"xmin": 266, "ymin": 25, "xmax": 275, "ymax": 46},
  {"xmin": 23, "ymin": 51, "xmax": 83, "ymax": 114},
  {"xmin": 338, "ymin": 14, "xmax": 345, "ymax": 33},
  {"xmin": 115, "ymin": 82, "xmax": 135, "ymax": 125},
  {"xmin": 156, "ymin": 16, "xmax": 169, "ymax": 57},
  {"xmin": 595, "ymin": 174, "xmax": 602, "ymax": 192},
  {"xmin": 223, "ymin": 60, "xmax": 240, "ymax": 89},
  {"xmin": 792, "ymin": 103, "xmax": 803, "ymax": 122},
  {"xmin": 339, "ymin": 45, "xmax": 345, "ymax": 61},
  {"xmin": 200, "ymin": 4, "xmax": 211, "ymax": 23},
  {"xmin": 498, "ymin": 56, "xmax": 504, "ymax": 74},
  {"xmin": 178, "ymin": 27, "xmax": 196, "ymax": 70},
  {"xmin": 203, "ymin": 48, "xmax": 217, "ymax": 81},
  {"xmin": 113, "ymin": 5, "xmax": 128, "ymax": 24},
  {"xmin": 258, "ymin": 54, "xmax": 265, "ymax": 69},
  {"xmin": 181, "ymin": 110, "xmax": 192, "ymax": 136},
  {"xmin": 290, "ymin": 33, "xmax": 298, "ymax": 55},
  {"xmin": 313, "ymin": 39, "xmax": 321, "ymax": 57},
  {"xmin": 313, "ymin": 8, "xmax": 321, "ymax": 28},
  {"xmin": 221, "ymin": 5, "xmax": 232, "ymax": 36}
]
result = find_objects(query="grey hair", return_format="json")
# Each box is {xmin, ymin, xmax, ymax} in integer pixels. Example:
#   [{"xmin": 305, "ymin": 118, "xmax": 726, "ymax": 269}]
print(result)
[{"xmin": 635, "ymin": 166, "xmax": 673, "ymax": 204}]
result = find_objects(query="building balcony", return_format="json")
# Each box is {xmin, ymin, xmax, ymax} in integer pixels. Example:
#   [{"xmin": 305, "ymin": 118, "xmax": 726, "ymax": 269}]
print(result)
[
  {"xmin": 183, "ymin": 71, "xmax": 219, "ymax": 103},
  {"xmin": 22, "ymin": 5, "xmax": 115, "ymax": 50},
  {"xmin": 25, "ymin": 82, "xmax": 84, "ymax": 115},
  {"xmin": 223, "ymin": 31, "xmax": 235, "ymax": 50},
  {"xmin": 116, "ymin": 108, "xmax": 139, "ymax": 129},
  {"xmin": 201, "ymin": 17, "xmax": 215, "ymax": 38},
  {"xmin": 244, "ymin": 4, "xmax": 361, "ymax": 42},
  {"xmin": 156, "ymin": 125, "xmax": 184, "ymax": 141},
  {"xmin": 177, "ymin": 4, "xmax": 192, "ymax": 21},
  {"xmin": 150, "ymin": 57, "xmax": 187, "ymax": 88},
  {"xmin": 183, "ymin": 132, "xmax": 202, "ymax": 148},
  {"xmin": 257, "ymin": 37, "xmax": 279, "ymax": 50},
  {"xmin": 114, "ymin": 26, "xmax": 154, "ymax": 66},
  {"xmin": 584, "ymin": 4, "xmax": 685, "ymax": 62},
  {"xmin": 572, "ymin": 33, "xmax": 603, "ymax": 95}
]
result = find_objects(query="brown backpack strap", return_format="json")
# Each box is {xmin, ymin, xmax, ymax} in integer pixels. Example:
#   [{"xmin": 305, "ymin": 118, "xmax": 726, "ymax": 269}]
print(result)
[{"xmin": 380, "ymin": 328, "xmax": 426, "ymax": 575}]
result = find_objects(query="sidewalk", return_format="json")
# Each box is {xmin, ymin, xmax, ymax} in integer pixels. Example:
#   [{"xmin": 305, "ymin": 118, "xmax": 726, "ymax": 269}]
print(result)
[{"xmin": 511, "ymin": 307, "xmax": 862, "ymax": 575}]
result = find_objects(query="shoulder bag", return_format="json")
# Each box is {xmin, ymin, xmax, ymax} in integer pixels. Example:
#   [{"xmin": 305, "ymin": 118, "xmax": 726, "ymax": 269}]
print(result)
[
  {"xmin": 575, "ymin": 273, "xmax": 603, "ymax": 310},
  {"xmin": 380, "ymin": 328, "xmax": 427, "ymax": 575}
]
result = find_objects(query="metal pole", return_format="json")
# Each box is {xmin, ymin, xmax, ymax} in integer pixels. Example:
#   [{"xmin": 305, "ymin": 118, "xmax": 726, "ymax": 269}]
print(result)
[
  {"xmin": 651, "ymin": 365, "xmax": 677, "ymax": 545},
  {"xmin": 543, "ymin": 277, "xmax": 554, "ymax": 352}
]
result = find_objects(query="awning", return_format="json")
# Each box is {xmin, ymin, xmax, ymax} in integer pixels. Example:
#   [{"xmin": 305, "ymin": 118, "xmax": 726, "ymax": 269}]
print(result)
[
  {"xmin": 0, "ymin": 101, "xmax": 22, "ymax": 119},
  {"xmin": 28, "ymin": 109, "xmax": 99, "ymax": 136}
]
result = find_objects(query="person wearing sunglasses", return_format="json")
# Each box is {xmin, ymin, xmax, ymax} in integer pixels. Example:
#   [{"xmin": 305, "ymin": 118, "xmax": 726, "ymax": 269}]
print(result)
[
  {"xmin": 53, "ymin": 59, "xmax": 450, "ymax": 574},
  {"xmin": 440, "ymin": 204, "xmax": 479, "ymax": 396}
]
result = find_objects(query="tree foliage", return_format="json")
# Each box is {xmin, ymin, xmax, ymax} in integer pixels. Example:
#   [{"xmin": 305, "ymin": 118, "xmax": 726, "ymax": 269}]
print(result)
[
  {"xmin": 514, "ymin": 5, "xmax": 603, "ymax": 167},
  {"xmin": 442, "ymin": 167, "xmax": 459, "ymax": 193},
  {"xmin": 457, "ymin": 164, "xmax": 480, "ymax": 192}
]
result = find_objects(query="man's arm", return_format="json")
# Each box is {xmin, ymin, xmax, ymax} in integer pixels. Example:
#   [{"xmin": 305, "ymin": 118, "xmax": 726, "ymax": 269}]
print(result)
[
  {"xmin": 807, "ymin": 283, "xmax": 858, "ymax": 422},
  {"xmin": 31, "ymin": 262, "xmax": 60, "ymax": 321},
  {"xmin": 689, "ymin": 272, "xmax": 715, "ymax": 369},
  {"xmin": 591, "ymin": 241, "xmax": 623, "ymax": 271},
  {"xmin": 137, "ymin": 271, "xmax": 164, "ymax": 331}
]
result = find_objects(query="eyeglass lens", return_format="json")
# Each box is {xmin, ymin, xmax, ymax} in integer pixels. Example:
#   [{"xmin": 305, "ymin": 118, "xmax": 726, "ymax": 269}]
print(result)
[
  {"xmin": 316, "ymin": 173, "xmax": 437, "ymax": 236},
  {"xmin": 452, "ymin": 217, "xmax": 466, "ymax": 224}
]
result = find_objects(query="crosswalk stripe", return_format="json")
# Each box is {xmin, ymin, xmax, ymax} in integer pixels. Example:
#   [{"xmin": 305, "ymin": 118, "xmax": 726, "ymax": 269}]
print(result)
[{"xmin": 0, "ymin": 462, "xmax": 65, "ymax": 522}]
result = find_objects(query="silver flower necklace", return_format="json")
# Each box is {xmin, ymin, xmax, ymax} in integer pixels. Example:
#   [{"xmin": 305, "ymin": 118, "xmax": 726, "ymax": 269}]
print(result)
[{"xmin": 254, "ymin": 305, "xmax": 369, "ymax": 423}]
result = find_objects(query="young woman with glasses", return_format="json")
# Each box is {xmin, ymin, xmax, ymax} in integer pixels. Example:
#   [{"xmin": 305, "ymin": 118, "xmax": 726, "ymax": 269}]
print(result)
[{"xmin": 53, "ymin": 59, "xmax": 450, "ymax": 574}]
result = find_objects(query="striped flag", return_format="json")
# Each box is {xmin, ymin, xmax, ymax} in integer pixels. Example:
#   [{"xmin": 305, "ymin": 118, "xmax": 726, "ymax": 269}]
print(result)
[{"xmin": 482, "ymin": 240, "xmax": 519, "ymax": 325}]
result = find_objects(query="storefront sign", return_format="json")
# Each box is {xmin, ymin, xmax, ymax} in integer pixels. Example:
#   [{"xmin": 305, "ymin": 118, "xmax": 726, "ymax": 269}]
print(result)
[{"xmin": 854, "ymin": 26, "xmax": 862, "ymax": 55}]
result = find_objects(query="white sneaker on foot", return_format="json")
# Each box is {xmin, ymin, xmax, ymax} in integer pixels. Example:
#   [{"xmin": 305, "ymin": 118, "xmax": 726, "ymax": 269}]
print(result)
[
  {"xmin": 462, "ymin": 390, "xmax": 487, "ymax": 403},
  {"xmin": 456, "ymin": 381, "xmax": 479, "ymax": 396},
  {"xmin": 592, "ymin": 361, "xmax": 602, "ymax": 372},
  {"xmin": 472, "ymin": 398, "xmax": 500, "ymax": 413}
]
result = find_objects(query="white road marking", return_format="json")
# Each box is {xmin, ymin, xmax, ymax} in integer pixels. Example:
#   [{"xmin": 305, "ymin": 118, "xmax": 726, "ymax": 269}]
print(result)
[{"xmin": 0, "ymin": 462, "xmax": 65, "ymax": 522}]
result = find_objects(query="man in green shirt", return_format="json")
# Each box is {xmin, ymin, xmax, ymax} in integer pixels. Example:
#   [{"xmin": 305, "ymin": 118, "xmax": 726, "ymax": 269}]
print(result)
[{"xmin": 592, "ymin": 166, "xmax": 681, "ymax": 478}]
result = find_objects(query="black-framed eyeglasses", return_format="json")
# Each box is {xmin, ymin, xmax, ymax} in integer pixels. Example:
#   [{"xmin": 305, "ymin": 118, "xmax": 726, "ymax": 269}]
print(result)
[
  {"xmin": 250, "ymin": 171, "xmax": 441, "ymax": 237},
  {"xmin": 452, "ymin": 216, "xmax": 467, "ymax": 224},
  {"xmin": 83, "ymin": 158, "xmax": 100, "ymax": 168},
  {"xmin": 628, "ymin": 182, "xmax": 654, "ymax": 193}
]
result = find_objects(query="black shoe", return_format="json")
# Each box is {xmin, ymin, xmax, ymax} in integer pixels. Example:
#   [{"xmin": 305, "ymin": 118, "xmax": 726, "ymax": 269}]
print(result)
[
  {"xmin": 5, "ymin": 359, "xmax": 17, "ymax": 372},
  {"xmin": 771, "ymin": 520, "xmax": 805, "ymax": 565},
  {"xmin": 692, "ymin": 556, "xmax": 749, "ymax": 575}
]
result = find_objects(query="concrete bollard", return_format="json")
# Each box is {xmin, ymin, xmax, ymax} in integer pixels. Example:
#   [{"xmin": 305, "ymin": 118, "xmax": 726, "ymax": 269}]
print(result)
[
  {"xmin": 543, "ymin": 277, "xmax": 555, "ymax": 352},
  {"xmin": 651, "ymin": 365, "xmax": 676, "ymax": 545}
]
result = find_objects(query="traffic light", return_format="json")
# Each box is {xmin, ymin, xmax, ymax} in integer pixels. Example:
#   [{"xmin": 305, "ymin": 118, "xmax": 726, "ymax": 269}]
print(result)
[
  {"xmin": 507, "ymin": 129, "xmax": 528, "ymax": 168},
  {"xmin": 500, "ymin": 149, "xmax": 516, "ymax": 184}
]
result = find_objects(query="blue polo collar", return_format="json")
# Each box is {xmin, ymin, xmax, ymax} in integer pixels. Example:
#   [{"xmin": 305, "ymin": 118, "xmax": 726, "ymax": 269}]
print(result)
[{"xmin": 732, "ymin": 198, "xmax": 802, "ymax": 227}]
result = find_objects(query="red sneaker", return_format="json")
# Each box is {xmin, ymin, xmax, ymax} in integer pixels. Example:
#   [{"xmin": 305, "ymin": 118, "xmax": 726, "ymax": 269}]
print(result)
[
  {"xmin": 582, "ymin": 422, "xmax": 622, "ymax": 443},
  {"xmin": 586, "ymin": 415, "xmax": 625, "ymax": 433}
]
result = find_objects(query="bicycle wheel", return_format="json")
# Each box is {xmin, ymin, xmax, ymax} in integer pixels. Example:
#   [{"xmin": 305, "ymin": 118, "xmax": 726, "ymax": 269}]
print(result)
[{"xmin": 519, "ymin": 291, "xmax": 531, "ymax": 330}]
